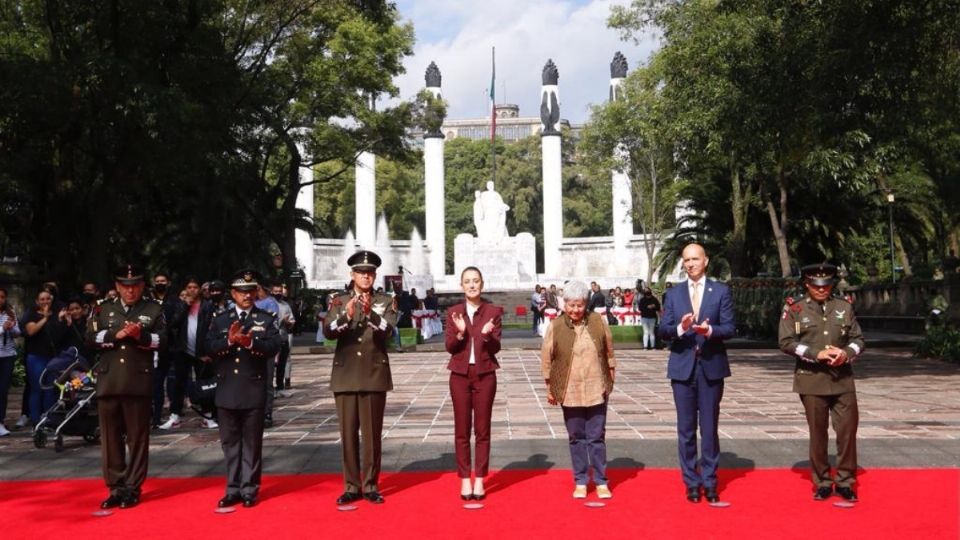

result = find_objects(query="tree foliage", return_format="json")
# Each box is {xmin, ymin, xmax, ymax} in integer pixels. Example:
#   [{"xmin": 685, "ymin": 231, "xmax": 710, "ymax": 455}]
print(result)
[
  {"xmin": 608, "ymin": 0, "xmax": 960, "ymax": 281},
  {"xmin": 0, "ymin": 0, "xmax": 414, "ymax": 290}
]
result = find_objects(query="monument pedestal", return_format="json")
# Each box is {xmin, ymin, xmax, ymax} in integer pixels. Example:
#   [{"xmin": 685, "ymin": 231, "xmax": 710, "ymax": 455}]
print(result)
[{"xmin": 454, "ymin": 232, "xmax": 536, "ymax": 290}]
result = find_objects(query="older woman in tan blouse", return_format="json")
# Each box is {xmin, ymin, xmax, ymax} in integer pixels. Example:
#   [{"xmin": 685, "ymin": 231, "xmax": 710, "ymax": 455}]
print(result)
[{"xmin": 542, "ymin": 280, "xmax": 616, "ymax": 499}]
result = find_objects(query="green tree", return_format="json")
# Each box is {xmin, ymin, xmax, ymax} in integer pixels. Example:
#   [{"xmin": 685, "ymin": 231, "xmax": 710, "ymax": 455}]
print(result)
[
  {"xmin": 580, "ymin": 67, "xmax": 684, "ymax": 284},
  {"xmin": 610, "ymin": 0, "xmax": 960, "ymax": 278}
]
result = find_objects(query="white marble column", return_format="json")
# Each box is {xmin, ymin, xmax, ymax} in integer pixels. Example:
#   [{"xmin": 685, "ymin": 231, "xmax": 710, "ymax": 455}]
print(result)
[
  {"xmin": 540, "ymin": 60, "xmax": 562, "ymax": 277},
  {"xmin": 424, "ymin": 138, "xmax": 445, "ymax": 277},
  {"xmin": 609, "ymin": 54, "xmax": 633, "ymax": 275},
  {"xmin": 355, "ymin": 151, "xmax": 376, "ymax": 249},
  {"xmin": 294, "ymin": 148, "xmax": 315, "ymax": 283},
  {"xmin": 542, "ymin": 136, "xmax": 562, "ymax": 276},
  {"xmin": 423, "ymin": 64, "xmax": 446, "ymax": 278}
]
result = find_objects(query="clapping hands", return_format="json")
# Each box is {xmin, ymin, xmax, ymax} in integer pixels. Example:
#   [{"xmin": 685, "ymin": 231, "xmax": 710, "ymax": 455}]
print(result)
[
  {"xmin": 228, "ymin": 320, "xmax": 253, "ymax": 348},
  {"xmin": 346, "ymin": 293, "xmax": 372, "ymax": 320},
  {"xmin": 115, "ymin": 321, "xmax": 142, "ymax": 341},
  {"xmin": 451, "ymin": 312, "xmax": 467, "ymax": 334},
  {"xmin": 681, "ymin": 313, "xmax": 710, "ymax": 335}
]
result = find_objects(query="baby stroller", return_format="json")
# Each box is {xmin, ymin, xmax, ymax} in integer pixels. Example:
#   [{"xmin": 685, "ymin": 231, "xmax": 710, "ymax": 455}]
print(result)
[{"xmin": 33, "ymin": 347, "xmax": 100, "ymax": 452}]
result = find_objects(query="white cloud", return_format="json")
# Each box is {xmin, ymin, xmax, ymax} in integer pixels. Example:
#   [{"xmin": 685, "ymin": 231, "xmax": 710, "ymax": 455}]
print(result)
[{"xmin": 388, "ymin": 0, "xmax": 659, "ymax": 124}]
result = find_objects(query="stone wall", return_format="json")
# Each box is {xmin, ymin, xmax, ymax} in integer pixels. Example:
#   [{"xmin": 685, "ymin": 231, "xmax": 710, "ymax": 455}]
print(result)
[{"xmin": 845, "ymin": 274, "xmax": 960, "ymax": 320}]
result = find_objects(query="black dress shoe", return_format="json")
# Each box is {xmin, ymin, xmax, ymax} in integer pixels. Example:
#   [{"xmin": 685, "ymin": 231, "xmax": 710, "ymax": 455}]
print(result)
[
  {"xmin": 242, "ymin": 496, "xmax": 257, "ymax": 508},
  {"xmin": 336, "ymin": 492, "xmax": 362, "ymax": 505},
  {"xmin": 686, "ymin": 487, "xmax": 701, "ymax": 503},
  {"xmin": 363, "ymin": 491, "xmax": 385, "ymax": 504},
  {"xmin": 813, "ymin": 486, "xmax": 833, "ymax": 500},
  {"xmin": 835, "ymin": 486, "xmax": 858, "ymax": 501},
  {"xmin": 705, "ymin": 487, "xmax": 720, "ymax": 503},
  {"xmin": 119, "ymin": 493, "xmax": 140, "ymax": 509},
  {"xmin": 218, "ymin": 494, "xmax": 242, "ymax": 508},
  {"xmin": 101, "ymin": 495, "xmax": 124, "ymax": 509}
]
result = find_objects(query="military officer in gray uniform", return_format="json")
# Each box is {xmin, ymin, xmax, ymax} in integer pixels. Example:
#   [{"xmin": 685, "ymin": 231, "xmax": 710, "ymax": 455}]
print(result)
[
  {"xmin": 324, "ymin": 250, "xmax": 397, "ymax": 505},
  {"xmin": 206, "ymin": 270, "xmax": 283, "ymax": 508},
  {"xmin": 778, "ymin": 263, "xmax": 864, "ymax": 502},
  {"xmin": 87, "ymin": 264, "xmax": 167, "ymax": 510}
]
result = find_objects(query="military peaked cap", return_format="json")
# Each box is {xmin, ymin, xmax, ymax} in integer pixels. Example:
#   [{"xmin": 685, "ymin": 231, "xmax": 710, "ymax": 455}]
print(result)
[
  {"xmin": 801, "ymin": 263, "xmax": 838, "ymax": 287},
  {"xmin": 114, "ymin": 263, "xmax": 145, "ymax": 285},
  {"xmin": 348, "ymin": 250, "xmax": 382, "ymax": 272}
]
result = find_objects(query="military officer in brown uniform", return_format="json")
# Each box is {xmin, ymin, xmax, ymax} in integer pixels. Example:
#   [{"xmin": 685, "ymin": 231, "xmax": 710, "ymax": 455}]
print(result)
[
  {"xmin": 205, "ymin": 270, "xmax": 283, "ymax": 508},
  {"xmin": 778, "ymin": 263, "xmax": 864, "ymax": 502},
  {"xmin": 324, "ymin": 250, "xmax": 396, "ymax": 505},
  {"xmin": 87, "ymin": 264, "xmax": 167, "ymax": 509}
]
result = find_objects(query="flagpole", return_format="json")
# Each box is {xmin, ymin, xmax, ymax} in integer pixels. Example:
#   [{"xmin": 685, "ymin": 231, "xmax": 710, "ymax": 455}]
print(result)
[{"xmin": 490, "ymin": 46, "xmax": 496, "ymax": 186}]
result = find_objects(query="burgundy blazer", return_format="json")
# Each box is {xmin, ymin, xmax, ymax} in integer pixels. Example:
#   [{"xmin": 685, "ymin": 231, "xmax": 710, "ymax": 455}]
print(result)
[{"xmin": 444, "ymin": 300, "xmax": 503, "ymax": 375}]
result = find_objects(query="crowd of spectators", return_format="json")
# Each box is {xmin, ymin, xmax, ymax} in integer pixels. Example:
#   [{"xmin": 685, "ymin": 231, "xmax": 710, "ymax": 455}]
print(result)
[{"xmin": 0, "ymin": 274, "xmax": 301, "ymax": 435}]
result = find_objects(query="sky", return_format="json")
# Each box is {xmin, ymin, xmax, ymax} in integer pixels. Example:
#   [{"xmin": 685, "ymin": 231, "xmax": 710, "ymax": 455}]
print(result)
[{"xmin": 389, "ymin": 0, "xmax": 661, "ymax": 124}]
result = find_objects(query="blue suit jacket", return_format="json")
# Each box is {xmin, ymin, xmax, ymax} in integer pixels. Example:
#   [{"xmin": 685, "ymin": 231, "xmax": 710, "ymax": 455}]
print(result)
[{"xmin": 658, "ymin": 279, "xmax": 736, "ymax": 381}]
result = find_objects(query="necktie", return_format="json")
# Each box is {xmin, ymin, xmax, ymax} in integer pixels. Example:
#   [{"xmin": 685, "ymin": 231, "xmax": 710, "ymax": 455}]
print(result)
[
  {"xmin": 691, "ymin": 282, "xmax": 701, "ymax": 321},
  {"xmin": 124, "ymin": 305, "xmax": 130, "ymax": 315},
  {"xmin": 240, "ymin": 311, "xmax": 248, "ymax": 322}
]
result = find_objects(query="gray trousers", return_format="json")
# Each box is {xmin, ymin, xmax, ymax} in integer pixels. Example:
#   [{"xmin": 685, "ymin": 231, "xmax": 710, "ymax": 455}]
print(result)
[
  {"xmin": 562, "ymin": 400, "xmax": 609, "ymax": 486},
  {"xmin": 264, "ymin": 355, "xmax": 276, "ymax": 414},
  {"xmin": 217, "ymin": 406, "xmax": 265, "ymax": 497}
]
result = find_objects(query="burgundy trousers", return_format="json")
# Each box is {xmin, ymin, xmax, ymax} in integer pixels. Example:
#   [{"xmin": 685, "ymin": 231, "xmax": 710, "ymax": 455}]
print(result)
[{"xmin": 449, "ymin": 366, "xmax": 497, "ymax": 478}]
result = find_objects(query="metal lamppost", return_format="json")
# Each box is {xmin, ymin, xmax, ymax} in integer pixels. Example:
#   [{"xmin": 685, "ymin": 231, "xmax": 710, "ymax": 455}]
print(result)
[{"xmin": 886, "ymin": 191, "xmax": 896, "ymax": 284}]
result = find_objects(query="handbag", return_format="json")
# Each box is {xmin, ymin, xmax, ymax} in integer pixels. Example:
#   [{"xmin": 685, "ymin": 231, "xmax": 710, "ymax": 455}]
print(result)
[{"xmin": 189, "ymin": 376, "xmax": 217, "ymax": 404}]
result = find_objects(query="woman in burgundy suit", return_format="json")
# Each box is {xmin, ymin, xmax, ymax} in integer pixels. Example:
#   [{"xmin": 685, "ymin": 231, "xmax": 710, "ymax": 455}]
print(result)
[{"xmin": 445, "ymin": 266, "xmax": 503, "ymax": 501}]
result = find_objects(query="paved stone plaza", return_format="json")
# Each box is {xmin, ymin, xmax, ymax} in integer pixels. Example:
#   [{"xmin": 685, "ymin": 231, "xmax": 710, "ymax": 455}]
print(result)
[{"xmin": 2, "ymin": 346, "xmax": 958, "ymax": 481}]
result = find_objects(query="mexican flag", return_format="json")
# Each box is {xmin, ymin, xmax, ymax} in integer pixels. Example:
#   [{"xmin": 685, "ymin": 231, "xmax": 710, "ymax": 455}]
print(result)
[{"xmin": 490, "ymin": 47, "xmax": 496, "ymax": 142}]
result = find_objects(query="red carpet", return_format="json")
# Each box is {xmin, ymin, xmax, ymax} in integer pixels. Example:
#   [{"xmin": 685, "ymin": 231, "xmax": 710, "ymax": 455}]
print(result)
[{"xmin": 2, "ymin": 468, "xmax": 956, "ymax": 539}]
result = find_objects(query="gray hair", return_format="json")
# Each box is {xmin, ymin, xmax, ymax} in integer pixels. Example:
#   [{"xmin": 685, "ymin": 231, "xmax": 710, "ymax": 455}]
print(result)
[{"xmin": 562, "ymin": 280, "xmax": 590, "ymax": 301}]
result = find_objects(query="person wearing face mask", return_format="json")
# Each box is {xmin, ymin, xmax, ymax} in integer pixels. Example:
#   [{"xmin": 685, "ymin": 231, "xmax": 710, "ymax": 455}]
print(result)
[
  {"xmin": 779, "ymin": 263, "xmax": 864, "ymax": 503},
  {"xmin": 445, "ymin": 266, "xmax": 502, "ymax": 501},
  {"xmin": 207, "ymin": 280, "xmax": 230, "ymax": 313},
  {"xmin": 150, "ymin": 272, "xmax": 180, "ymax": 429},
  {"xmin": 270, "ymin": 283, "xmax": 295, "ymax": 397}
]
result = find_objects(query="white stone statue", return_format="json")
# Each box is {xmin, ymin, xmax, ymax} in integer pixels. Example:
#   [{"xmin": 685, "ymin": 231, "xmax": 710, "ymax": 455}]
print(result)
[{"xmin": 473, "ymin": 181, "xmax": 510, "ymax": 243}]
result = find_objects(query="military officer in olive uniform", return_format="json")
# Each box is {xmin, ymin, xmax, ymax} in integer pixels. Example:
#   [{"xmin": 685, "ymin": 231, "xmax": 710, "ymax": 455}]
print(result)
[
  {"xmin": 87, "ymin": 264, "xmax": 167, "ymax": 510},
  {"xmin": 778, "ymin": 263, "xmax": 864, "ymax": 502},
  {"xmin": 205, "ymin": 270, "xmax": 283, "ymax": 508},
  {"xmin": 324, "ymin": 250, "xmax": 397, "ymax": 505}
]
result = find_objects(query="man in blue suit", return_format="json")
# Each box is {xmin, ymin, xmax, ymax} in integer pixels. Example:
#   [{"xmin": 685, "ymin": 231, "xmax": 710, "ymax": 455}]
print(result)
[{"xmin": 658, "ymin": 243, "xmax": 736, "ymax": 504}]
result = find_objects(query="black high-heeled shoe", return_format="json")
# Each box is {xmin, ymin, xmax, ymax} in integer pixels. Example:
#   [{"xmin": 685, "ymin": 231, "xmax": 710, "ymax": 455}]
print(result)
[
  {"xmin": 472, "ymin": 492, "xmax": 486, "ymax": 501},
  {"xmin": 460, "ymin": 493, "xmax": 474, "ymax": 501}
]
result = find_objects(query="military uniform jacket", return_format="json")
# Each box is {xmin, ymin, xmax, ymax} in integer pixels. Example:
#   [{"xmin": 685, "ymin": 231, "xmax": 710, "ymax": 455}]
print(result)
[
  {"xmin": 86, "ymin": 298, "xmax": 167, "ymax": 398},
  {"xmin": 778, "ymin": 295, "xmax": 865, "ymax": 396},
  {"xmin": 205, "ymin": 307, "xmax": 282, "ymax": 410},
  {"xmin": 323, "ymin": 291, "xmax": 396, "ymax": 393}
]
